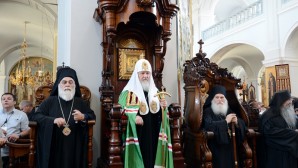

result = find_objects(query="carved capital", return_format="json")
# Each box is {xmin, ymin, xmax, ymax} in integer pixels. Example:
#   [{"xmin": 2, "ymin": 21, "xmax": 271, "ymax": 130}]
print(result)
[{"xmin": 137, "ymin": 0, "xmax": 154, "ymax": 7}]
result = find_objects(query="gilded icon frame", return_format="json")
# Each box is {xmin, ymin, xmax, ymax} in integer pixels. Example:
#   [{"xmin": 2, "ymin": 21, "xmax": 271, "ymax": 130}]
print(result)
[
  {"xmin": 248, "ymin": 84, "xmax": 256, "ymax": 101},
  {"xmin": 118, "ymin": 48, "xmax": 145, "ymax": 80},
  {"xmin": 275, "ymin": 64, "xmax": 291, "ymax": 92}
]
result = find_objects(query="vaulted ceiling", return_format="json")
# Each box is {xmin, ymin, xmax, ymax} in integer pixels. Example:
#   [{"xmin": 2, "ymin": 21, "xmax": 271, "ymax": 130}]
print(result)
[{"xmin": 0, "ymin": 0, "xmax": 57, "ymax": 64}]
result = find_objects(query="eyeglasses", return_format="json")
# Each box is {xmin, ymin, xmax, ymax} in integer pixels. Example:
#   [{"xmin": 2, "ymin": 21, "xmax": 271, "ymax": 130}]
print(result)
[{"xmin": 60, "ymin": 80, "xmax": 74, "ymax": 85}]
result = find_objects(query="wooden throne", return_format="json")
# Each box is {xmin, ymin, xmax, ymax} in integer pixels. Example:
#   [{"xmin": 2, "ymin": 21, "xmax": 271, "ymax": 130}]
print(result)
[
  {"xmin": 183, "ymin": 40, "xmax": 253, "ymax": 168},
  {"xmin": 94, "ymin": 0, "xmax": 184, "ymax": 167}
]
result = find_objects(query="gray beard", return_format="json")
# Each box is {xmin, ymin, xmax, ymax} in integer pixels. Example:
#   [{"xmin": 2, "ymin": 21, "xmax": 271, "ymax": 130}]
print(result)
[
  {"xmin": 211, "ymin": 99, "xmax": 228, "ymax": 116},
  {"xmin": 140, "ymin": 80, "xmax": 150, "ymax": 92},
  {"xmin": 58, "ymin": 86, "xmax": 75, "ymax": 101},
  {"xmin": 281, "ymin": 105, "xmax": 297, "ymax": 129}
]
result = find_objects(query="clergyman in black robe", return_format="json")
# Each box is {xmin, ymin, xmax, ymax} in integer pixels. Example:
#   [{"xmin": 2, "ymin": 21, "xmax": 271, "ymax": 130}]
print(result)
[
  {"xmin": 202, "ymin": 85, "xmax": 246, "ymax": 168},
  {"xmin": 258, "ymin": 90, "xmax": 298, "ymax": 168},
  {"xmin": 33, "ymin": 67, "xmax": 96, "ymax": 168}
]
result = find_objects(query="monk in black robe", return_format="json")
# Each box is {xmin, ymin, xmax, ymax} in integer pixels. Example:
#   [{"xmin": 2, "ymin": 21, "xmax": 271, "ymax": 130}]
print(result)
[
  {"xmin": 202, "ymin": 85, "xmax": 246, "ymax": 168},
  {"xmin": 258, "ymin": 90, "xmax": 298, "ymax": 168},
  {"xmin": 33, "ymin": 67, "xmax": 96, "ymax": 168}
]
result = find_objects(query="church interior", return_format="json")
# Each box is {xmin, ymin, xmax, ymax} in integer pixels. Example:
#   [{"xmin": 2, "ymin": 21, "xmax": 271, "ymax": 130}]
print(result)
[{"xmin": 0, "ymin": 0, "xmax": 298, "ymax": 167}]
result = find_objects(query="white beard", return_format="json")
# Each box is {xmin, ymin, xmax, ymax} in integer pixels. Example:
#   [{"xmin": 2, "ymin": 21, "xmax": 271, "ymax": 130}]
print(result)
[
  {"xmin": 211, "ymin": 98, "xmax": 229, "ymax": 116},
  {"xmin": 58, "ymin": 85, "xmax": 76, "ymax": 101},
  {"xmin": 281, "ymin": 105, "xmax": 297, "ymax": 129},
  {"xmin": 140, "ymin": 80, "xmax": 150, "ymax": 92}
]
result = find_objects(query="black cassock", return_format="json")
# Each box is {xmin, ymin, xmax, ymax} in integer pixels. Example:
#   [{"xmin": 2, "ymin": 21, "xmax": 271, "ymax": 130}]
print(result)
[
  {"xmin": 258, "ymin": 109, "xmax": 298, "ymax": 168},
  {"xmin": 136, "ymin": 91, "xmax": 162, "ymax": 168},
  {"xmin": 33, "ymin": 96, "xmax": 96, "ymax": 168},
  {"xmin": 202, "ymin": 107, "xmax": 246, "ymax": 168}
]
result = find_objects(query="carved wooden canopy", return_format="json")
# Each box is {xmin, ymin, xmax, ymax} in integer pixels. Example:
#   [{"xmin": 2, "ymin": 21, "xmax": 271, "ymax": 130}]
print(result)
[{"xmin": 94, "ymin": 0, "xmax": 178, "ymax": 102}]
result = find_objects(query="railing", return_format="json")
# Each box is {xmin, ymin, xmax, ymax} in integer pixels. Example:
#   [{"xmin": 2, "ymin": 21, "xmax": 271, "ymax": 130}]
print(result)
[{"xmin": 202, "ymin": 0, "xmax": 263, "ymax": 40}]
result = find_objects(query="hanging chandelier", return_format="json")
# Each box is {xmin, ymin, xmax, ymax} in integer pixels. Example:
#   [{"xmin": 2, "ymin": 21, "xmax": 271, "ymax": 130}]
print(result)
[{"xmin": 9, "ymin": 21, "xmax": 36, "ymax": 87}]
